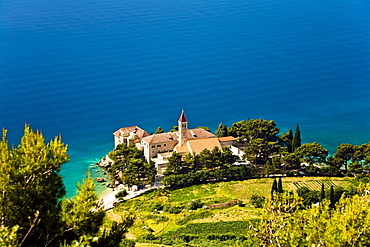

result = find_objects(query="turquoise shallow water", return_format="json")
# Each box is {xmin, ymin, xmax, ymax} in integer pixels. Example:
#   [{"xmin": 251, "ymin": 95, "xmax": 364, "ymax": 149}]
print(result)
[{"xmin": 1, "ymin": 0, "xmax": 369, "ymax": 197}]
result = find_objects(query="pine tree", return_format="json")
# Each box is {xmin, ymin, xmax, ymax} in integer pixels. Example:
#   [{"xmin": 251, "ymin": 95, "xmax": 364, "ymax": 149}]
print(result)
[
  {"xmin": 277, "ymin": 177, "xmax": 283, "ymax": 193},
  {"xmin": 0, "ymin": 126, "xmax": 69, "ymax": 246},
  {"xmin": 292, "ymin": 124, "xmax": 302, "ymax": 152},
  {"xmin": 215, "ymin": 123, "xmax": 228, "ymax": 137}
]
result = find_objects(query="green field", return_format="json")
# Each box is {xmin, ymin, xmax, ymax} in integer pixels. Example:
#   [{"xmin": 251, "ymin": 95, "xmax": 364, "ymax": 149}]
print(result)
[{"xmin": 110, "ymin": 176, "xmax": 353, "ymax": 245}]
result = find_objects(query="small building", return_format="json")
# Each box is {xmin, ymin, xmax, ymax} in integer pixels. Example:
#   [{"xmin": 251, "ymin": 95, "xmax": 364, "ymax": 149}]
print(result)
[{"xmin": 113, "ymin": 126, "xmax": 149, "ymax": 148}]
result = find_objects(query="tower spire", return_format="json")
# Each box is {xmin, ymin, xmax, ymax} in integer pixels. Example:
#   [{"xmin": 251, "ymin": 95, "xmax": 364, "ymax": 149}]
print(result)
[
  {"xmin": 178, "ymin": 110, "xmax": 188, "ymax": 147},
  {"xmin": 178, "ymin": 109, "xmax": 187, "ymax": 123}
]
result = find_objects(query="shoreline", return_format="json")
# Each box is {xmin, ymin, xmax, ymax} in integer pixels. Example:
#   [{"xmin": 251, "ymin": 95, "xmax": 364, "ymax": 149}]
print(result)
[{"xmin": 98, "ymin": 187, "xmax": 120, "ymax": 210}]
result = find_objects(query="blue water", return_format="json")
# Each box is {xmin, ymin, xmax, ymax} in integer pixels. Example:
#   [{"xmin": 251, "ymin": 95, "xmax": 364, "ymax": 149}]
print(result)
[{"xmin": 1, "ymin": 0, "xmax": 369, "ymax": 197}]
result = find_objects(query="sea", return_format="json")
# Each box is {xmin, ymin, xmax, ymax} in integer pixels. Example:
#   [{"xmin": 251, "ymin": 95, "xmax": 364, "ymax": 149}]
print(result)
[{"xmin": 1, "ymin": 0, "xmax": 369, "ymax": 197}]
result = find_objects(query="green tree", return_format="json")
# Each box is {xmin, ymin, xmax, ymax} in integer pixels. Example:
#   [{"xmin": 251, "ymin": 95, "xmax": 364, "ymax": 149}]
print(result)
[
  {"xmin": 264, "ymin": 158, "xmax": 280, "ymax": 176},
  {"xmin": 59, "ymin": 172, "xmax": 105, "ymax": 244},
  {"xmin": 279, "ymin": 129, "xmax": 293, "ymax": 153},
  {"xmin": 247, "ymin": 188, "xmax": 370, "ymax": 246},
  {"xmin": 282, "ymin": 152, "xmax": 301, "ymax": 169},
  {"xmin": 292, "ymin": 124, "xmax": 301, "ymax": 152},
  {"xmin": 109, "ymin": 143, "xmax": 154, "ymax": 187},
  {"xmin": 198, "ymin": 149, "xmax": 214, "ymax": 170},
  {"xmin": 169, "ymin": 126, "xmax": 178, "ymax": 132},
  {"xmin": 221, "ymin": 146, "xmax": 237, "ymax": 166},
  {"xmin": 215, "ymin": 123, "xmax": 228, "ymax": 137},
  {"xmin": 334, "ymin": 143, "xmax": 356, "ymax": 172},
  {"xmin": 231, "ymin": 119, "xmax": 280, "ymax": 165},
  {"xmin": 320, "ymin": 183, "xmax": 325, "ymax": 202},
  {"xmin": 271, "ymin": 179, "xmax": 277, "ymax": 197},
  {"xmin": 154, "ymin": 127, "xmax": 164, "ymax": 134},
  {"xmin": 0, "ymin": 126, "xmax": 134, "ymax": 246},
  {"xmin": 329, "ymin": 185, "xmax": 335, "ymax": 208},
  {"xmin": 0, "ymin": 126, "xmax": 69, "ymax": 246},
  {"xmin": 277, "ymin": 177, "xmax": 283, "ymax": 193},
  {"xmin": 228, "ymin": 119, "xmax": 279, "ymax": 143},
  {"xmin": 164, "ymin": 152, "xmax": 185, "ymax": 175},
  {"xmin": 295, "ymin": 142, "xmax": 328, "ymax": 166}
]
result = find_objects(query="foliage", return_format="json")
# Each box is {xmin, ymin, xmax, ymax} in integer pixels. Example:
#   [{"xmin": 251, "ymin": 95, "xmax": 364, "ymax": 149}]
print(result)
[
  {"xmin": 154, "ymin": 127, "xmax": 164, "ymax": 134},
  {"xmin": 264, "ymin": 157, "xmax": 281, "ymax": 176},
  {"xmin": 295, "ymin": 142, "xmax": 328, "ymax": 166},
  {"xmin": 215, "ymin": 123, "xmax": 228, "ymax": 137},
  {"xmin": 165, "ymin": 146, "xmax": 238, "ymax": 177},
  {"xmin": 188, "ymin": 199, "xmax": 204, "ymax": 210},
  {"xmin": 0, "ymin": 225, "xmax": 19, "ymax": 246},
  {"xmin": 0, "ymin": 126, "xmax": 134, "ymax": 246},
  {"xmin": 291, "ymin": 124, "xmax": 301, "ymax": 152},
  {"xmin": 162, "ymin": 165, "xmax": 254, "ymax": 188},
  {"xmin": 271, "ymin": 179, "xmax": 277, "ymax": 196},
  {"xmin": 108, "ymin": 143, "xmax": 155, "ymax": 187},
  {"xmin": 279, "ymin": 129, "xmax": 293, "ymax": 153},
  {"xmin": 115, "ymin": 189, "xmax": 128, "ymax": 198},
  {"xmin": 250, "ymin": 195, "xmax": 265, "ymax": 208},
  {"xmin": 228, "ymin": 119, "xmax": 280, "ymax": 165},
  {"xmin": 247, "ymin": 186, "xmax": 370, "ymax": 246},
  {"xmin": 0, "ymin": 126, "xmax": 68, "ymax": 246},
  {"xmin": 296, "ymin": 186, "xmax": 320, "ymax": 207},
  {"xmin": 277, "ymin": 177, "xmax": 283, "ymax": 193},
  {"xmin": 60, "ymin": 172, "xmax": 105, "ymax": 242}
]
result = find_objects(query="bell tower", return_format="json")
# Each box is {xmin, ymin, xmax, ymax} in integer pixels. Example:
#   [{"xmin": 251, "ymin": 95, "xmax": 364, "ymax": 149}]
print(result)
[{"xmin": 178, "ymin": 110, "xmax": 188, "ymax": 147}]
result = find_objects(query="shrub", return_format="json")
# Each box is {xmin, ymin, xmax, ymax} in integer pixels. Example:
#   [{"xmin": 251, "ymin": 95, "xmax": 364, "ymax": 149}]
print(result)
[
  {"xmin": 188, "ymin": 200, "xmax": 203, "ymax": 210},
  {"xmin": 168, "ymin": 206, "xmax": 183, "ymax": 214},
  {"xmin": 250, "ymin": 195, "xmax": 265, "ymax": 208},
  {"xmin": 115, "ymin": 189, "xmax": 128, "ymax": 198},
  {"xmin": 150, "ymin": 202, "xmax": 164, "ymax": 211}
]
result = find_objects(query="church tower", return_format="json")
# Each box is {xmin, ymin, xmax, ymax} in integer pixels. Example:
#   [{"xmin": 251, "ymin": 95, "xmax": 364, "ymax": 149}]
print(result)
[{"xmin": 178, "ymin": 110, "xmax": 188, "ymax": 147}]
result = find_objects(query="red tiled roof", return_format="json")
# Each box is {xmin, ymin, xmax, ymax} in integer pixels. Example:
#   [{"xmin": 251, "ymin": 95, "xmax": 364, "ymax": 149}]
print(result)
[
  {"xmin": 113, "ymin": 126, "xmax": 149, "ymax": 139},
  {"xmin": 218, "ymin": 136, "xmax": 237, "ymax": 142},
  {"xmin": 178, "ymin": 110, "xmax": 187, "ymax": 122}
]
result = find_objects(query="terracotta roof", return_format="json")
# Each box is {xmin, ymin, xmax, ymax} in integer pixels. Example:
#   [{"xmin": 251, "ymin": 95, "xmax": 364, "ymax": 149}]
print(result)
[
  {"xmin": 185, "ymin": 129, "xmax": 215, "ymax": 140},
  {"xmin": 187, "ymin": 137, "xmax": 222, "ymax": 155},
  {"xmin": 175, "ymin": 145, "xmax": 190, "ymax": 154},
  {"xmin": 178, "ymin": 110, "xmax": 187, "ymax": 122},
  {"xmin": 142, "ymin": 132, "xmax": 178, "ymax": 144},
  {"xmin": 218, "ymin": 136, "xmax": 237, "ymax": 142},
  {"xmin": 113, "ymin": 126, "xmax": 149, "ymax": 139}
]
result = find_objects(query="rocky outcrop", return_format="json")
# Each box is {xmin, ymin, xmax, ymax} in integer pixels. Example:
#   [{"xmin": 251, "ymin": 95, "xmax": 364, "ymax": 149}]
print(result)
[{"xmin": 97, "ymin": 155, "xmax": 113, "ymax": 168}]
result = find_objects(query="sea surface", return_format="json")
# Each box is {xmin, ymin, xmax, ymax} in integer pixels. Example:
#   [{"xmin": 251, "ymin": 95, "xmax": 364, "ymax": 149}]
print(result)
[{"xmin": 1, "ymin": 0, "xmax": 369, "ymax": 197}]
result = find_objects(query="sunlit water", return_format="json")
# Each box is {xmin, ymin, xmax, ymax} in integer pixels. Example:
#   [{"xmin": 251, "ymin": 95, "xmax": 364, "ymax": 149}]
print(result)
[{"xmin": 1, "ymin": 0, "xmax": 369, "ymax": 197}]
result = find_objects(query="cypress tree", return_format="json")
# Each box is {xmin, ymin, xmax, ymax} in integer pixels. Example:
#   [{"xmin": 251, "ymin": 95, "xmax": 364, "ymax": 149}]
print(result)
[
  {"xmin": 329, "ymin": 186, "xmax": 335, "ymax": 208},
  {"xmin": 277, "ymin": 177, "xmax": 283, "ymax": 193},
  {"xmin": 271, "ymin": 179, "xmax": 277, "ymax": 197},
  {"xmin": 292, "ymin": 124, "xmax": 302, "ymax": 152},
  {"xmin": 320, "ymin": 183, "xmax": 325, "ymax": 202}
]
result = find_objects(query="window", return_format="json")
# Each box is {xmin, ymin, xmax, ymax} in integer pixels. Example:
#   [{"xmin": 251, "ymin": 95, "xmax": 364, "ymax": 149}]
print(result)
[
  {"xmin": 151, "ymin": 146, "xmax": 155, "ymax": 148},
  {"xmin": 164, "ymin": 144, "xmax": 167, "ymax": 147}
]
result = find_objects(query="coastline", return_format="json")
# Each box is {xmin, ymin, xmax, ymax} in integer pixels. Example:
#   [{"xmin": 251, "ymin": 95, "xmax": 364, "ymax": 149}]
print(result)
[{"xmin": 98, "ymin": 187, "xmax": 120, "ymax": 209}]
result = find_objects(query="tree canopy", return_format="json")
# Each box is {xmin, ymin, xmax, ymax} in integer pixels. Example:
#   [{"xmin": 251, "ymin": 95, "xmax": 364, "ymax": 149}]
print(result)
[{"xmin": 0, "ymin": 126, "xmax": 134, "ymax": 246}]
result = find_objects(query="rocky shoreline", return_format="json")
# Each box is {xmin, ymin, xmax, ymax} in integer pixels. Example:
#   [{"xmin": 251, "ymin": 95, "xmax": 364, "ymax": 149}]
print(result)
[{"xmin": 94, "ymin": 155, "xmax": 124, "ymax": 189}]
